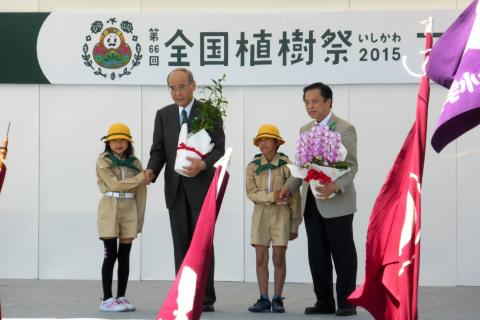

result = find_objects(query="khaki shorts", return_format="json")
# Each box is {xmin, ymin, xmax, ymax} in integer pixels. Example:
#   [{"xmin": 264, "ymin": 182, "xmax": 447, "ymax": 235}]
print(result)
[
  {"xmin": 98, "ymin": 197, "xmax": 138, "ymax": 239},
  {"xmin": 250, "ymin": 205, "xmax": 290, "ymax": 247}
]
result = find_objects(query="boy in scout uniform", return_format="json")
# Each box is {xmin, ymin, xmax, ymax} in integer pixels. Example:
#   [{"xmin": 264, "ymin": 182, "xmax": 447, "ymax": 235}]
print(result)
[{"xmin": 246, "ymin": 124, "xmax": 301, "ymax": 313}]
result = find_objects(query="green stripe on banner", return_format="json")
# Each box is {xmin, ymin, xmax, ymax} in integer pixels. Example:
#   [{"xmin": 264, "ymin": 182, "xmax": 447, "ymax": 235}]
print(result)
[{"xmin": 0, "ymin": 13, "xmax": 50, "ymax": 84}]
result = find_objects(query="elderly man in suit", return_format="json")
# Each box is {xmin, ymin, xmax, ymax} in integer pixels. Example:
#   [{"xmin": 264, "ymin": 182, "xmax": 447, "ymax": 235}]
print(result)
[
  {"xmin": 279, "ymin": 82, "xmax": 358, "ymax": 317},
  {"xmin": 146, "ymin": 68, "xmax": 225, "ymax": 312}
]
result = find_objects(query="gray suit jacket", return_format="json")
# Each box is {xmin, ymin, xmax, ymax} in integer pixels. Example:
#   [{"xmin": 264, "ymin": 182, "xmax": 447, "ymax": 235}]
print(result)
[
  {"xmin": 147, "ymin": 99, "xmax": 225, "ymax": 210},
  {"xmin": 285, "ymin": 114, "xmax": 358, "ymax": 218}
]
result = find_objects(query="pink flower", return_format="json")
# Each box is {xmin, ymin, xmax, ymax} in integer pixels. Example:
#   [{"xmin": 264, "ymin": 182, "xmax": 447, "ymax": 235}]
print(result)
[{"xmin": 295, "ymin": 124, "xmax": 345, "ymax": 168}]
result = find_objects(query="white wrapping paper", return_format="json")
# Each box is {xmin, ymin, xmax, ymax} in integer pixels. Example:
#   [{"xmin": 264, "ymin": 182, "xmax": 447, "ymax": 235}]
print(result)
[
  {"xmin": 287, "ymin": 163, "xmax": 350, "ymax": 199},
  {"xmin": 174, "ymin": 123, "xmax": 214, "ymax": 177}
]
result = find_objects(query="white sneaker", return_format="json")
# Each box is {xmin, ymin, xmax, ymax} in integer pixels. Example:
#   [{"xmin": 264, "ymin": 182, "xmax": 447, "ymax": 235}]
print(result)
[
  {"xmin": 117, "ymin": 296, "xmax": 136, "ymax": 311},
  {"xmin": 99, "ymin": 297, "xmax": 128, "ymax": 312}
]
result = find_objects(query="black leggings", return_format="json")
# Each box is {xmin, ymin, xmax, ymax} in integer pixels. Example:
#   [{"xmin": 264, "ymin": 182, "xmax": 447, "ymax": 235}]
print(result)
[{"xmin": 101, "ymin": 239, "xmax": 132, "ymax": 300}]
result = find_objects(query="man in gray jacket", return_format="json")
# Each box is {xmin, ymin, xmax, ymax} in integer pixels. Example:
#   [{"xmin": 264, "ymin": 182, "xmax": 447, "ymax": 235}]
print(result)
[{"xmin": 279, "ymin": 82, "xmax": 358, "ymax": 317}]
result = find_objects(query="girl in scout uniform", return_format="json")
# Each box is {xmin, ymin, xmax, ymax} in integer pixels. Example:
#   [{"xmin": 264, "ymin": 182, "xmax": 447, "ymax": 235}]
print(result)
[
  {"xmin": 96, "ymin": 123, "xmax": 148, "ymax": 312},
  {"xmin": 246, "ymin": 124, "xmax": 302, "ymax": 314}
]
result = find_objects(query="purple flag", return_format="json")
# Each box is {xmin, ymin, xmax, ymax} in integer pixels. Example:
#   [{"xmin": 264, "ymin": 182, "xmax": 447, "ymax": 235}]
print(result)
[{"xmin": 427, "ymin": 0, "xmax": 480, "ymax": 152}]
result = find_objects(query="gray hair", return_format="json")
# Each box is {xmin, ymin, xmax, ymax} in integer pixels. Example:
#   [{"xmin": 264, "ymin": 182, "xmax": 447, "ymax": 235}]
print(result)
[{"xmin": 167, "ymin": 68, "xmax": 195, "ymax": 85}]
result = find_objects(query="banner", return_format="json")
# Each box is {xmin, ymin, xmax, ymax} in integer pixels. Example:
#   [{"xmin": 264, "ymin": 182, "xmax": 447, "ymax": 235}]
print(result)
[
  {"xmin": 348, "ymin": 31, "xmax": 431, "ymax": 320},
  {"xmin": 157, "ymin": 166, "xmax": 229, "ymax": 320},
  {"xmin": 427, "ymin": 0, "xmax": 480, "ymax": 152},
  {"xmin": 0, "ymin": 10, "xmax": 457, "ymax": 85}
]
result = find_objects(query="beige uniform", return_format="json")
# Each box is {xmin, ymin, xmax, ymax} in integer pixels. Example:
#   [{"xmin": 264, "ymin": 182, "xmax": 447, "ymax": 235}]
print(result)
[
  {"xmin": 96, "ymin": 152, "xmax": 147, "ymax": 239},
  {"xmin": 246, "ymin": 153, "xmax": 301, "ymax": 247}
]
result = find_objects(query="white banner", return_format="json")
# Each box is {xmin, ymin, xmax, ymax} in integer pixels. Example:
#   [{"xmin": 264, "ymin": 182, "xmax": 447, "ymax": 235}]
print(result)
[{"xmin": 36, "ymin": 11, "xmax": 458, "ymax": 85}]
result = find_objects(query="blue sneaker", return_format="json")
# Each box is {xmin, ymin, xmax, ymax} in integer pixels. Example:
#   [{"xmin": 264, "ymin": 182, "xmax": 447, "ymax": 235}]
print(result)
[
  {"xmin": 248, "ymin": 298, "xmax": 271, "ymax": 312},
  {"xmin": 271, "ymin": 297, "xmax": 285, "ymax": 313}
]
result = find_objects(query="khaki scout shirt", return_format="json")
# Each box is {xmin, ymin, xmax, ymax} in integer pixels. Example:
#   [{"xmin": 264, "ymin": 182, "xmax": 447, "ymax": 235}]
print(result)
[
  {"xmin": 96, "ymin": 152, "xmax": 147, "ymax": 233},
  {"xmin": 246, "ymin": 153, "xmax": 302, "ymax": 233}
]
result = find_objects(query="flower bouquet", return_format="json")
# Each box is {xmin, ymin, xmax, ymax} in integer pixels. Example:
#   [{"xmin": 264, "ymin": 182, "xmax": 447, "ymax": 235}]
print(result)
[
  {"xmin": 287, "ymin": 123, "xmax": 350, "ymax": 199},
  {"xmin": 174, "ymin": 75, "xmax": 228, "ymax": 176}
]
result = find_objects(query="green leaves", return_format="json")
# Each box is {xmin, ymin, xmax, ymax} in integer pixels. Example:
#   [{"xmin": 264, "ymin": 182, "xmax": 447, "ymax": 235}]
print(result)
[
  {"xmin": 189, "ymin": 74, "xmax": 228, "ymax": 134},
  {"xmin": 311, "ymin": 158, "xmax": 350, "ymax": 170}
]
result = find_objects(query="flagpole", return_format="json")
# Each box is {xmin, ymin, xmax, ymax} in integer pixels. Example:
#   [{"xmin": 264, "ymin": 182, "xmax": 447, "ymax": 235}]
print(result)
[
  {"xmin": 214, "ymin": 147, "xmax": 233, "ymax": 195},
  {"xmin": 422, "ymin": 17, "xmax": 433, "ymax": 34},
  {"xmin": 401, "ymin": 17, "xmax": 433, "ymax": 77}
]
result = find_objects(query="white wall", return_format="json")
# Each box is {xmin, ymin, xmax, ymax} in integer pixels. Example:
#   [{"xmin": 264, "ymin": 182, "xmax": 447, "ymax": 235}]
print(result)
[{"xmin": 1, "ymin": 0, "xmax": 478, "ymax": 287}]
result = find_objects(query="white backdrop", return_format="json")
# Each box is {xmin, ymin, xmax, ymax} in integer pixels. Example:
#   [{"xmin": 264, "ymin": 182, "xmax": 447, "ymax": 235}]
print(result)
[
  {"xmin": 0, "ymin": 0, "xmax": 478, "ymax": 287},
  {"xmin": 34, "ymin": 11, "xmax": 456, "ymax": 85}
]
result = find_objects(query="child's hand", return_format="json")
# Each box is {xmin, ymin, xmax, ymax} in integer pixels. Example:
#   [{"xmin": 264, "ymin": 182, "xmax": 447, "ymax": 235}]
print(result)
[
  {"xmin": 145, "ymin": 169, "xmax": 155, "ymax": 183},
  {"xmin": 144, "ymin": 170, "xmax": 153, "ymax": 185},
  {"xmin": 289, "ymin": 232, "xmax": 298, "ymax": 240}
]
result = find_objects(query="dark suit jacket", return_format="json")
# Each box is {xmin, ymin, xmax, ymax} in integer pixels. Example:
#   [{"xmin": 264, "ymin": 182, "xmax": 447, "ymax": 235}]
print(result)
[{"xmin": 147, "ymin": 99, "xmax": 226, "ymax": 209}]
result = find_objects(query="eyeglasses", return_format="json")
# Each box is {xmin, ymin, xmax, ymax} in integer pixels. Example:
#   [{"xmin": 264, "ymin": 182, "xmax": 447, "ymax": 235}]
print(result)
[
  {"xmin": 168, "ymin": 84, "xmax": 190, "ymax": 93},
  {"xmin": 304, "ymin": 99, "xmax": 322, "ymax": 106}
]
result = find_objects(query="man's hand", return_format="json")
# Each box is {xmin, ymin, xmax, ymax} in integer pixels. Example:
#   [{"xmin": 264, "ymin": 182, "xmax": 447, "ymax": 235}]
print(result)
[
  {"xmin": 273, "ymin": 190, "xmax": 280, "ymax": 202},
  {"xmin": 315, "ymin": 182, "xmax": 338, "ymax": 199},
  {"xmin": 145, "ymin": 169, "xmax": 156, "ymax": 184},
  {"xmin": 182, "ymin": 157, "xmax": 207, "ymax": 177},
  {"xmin": 278, "ymin": 187, "xmax": 290, "ymax": 203}
]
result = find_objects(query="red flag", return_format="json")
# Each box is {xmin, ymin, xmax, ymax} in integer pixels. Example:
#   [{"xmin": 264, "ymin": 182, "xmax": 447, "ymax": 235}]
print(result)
[
  {"xmin": 0, "ymin": 122, "xmax": 10, "ymax": 193},
  {"xmin": 0, "ymin": 164, "xmax": 6, "ymax": 193},
  {"xmin": 157, "ymin": 166, "xmax": 229, "ymax": 320},
  {"xmin": 0, "ymin": 125, "xmax": 5, "ymax": 316},
  {"xmin": 347, "ymin": 32, "xmax": 431, "ymax": 320}
]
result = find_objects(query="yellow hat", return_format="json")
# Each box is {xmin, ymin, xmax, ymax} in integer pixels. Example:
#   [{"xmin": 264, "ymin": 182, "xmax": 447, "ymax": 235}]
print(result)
[
  {"xmin": 253, "ymin": 124, "xmax": 285, "ymax": 146},
  {"xmin": 102, "ymin": 123, "xmax": 133, "ymax": 143}
]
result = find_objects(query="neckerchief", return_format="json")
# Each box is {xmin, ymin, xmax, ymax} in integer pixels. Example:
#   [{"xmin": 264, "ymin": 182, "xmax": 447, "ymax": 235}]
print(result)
[
  {"xmin": 106, "ymin": 153, "xmax": 141, "ymax": 172},
  {"xmin": 253, "ymin": 153, "xmax": 288, "ymax": 175}
]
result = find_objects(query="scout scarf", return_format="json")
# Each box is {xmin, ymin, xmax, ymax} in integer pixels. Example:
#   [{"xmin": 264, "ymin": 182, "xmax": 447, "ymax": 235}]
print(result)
[
  {"xmin": 106, "ymin": 153, "xmax": 141, "ymax": 172},
  {"xmin": 253, "ymin": 153, "xmax": 288, "ymax": 175}
]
